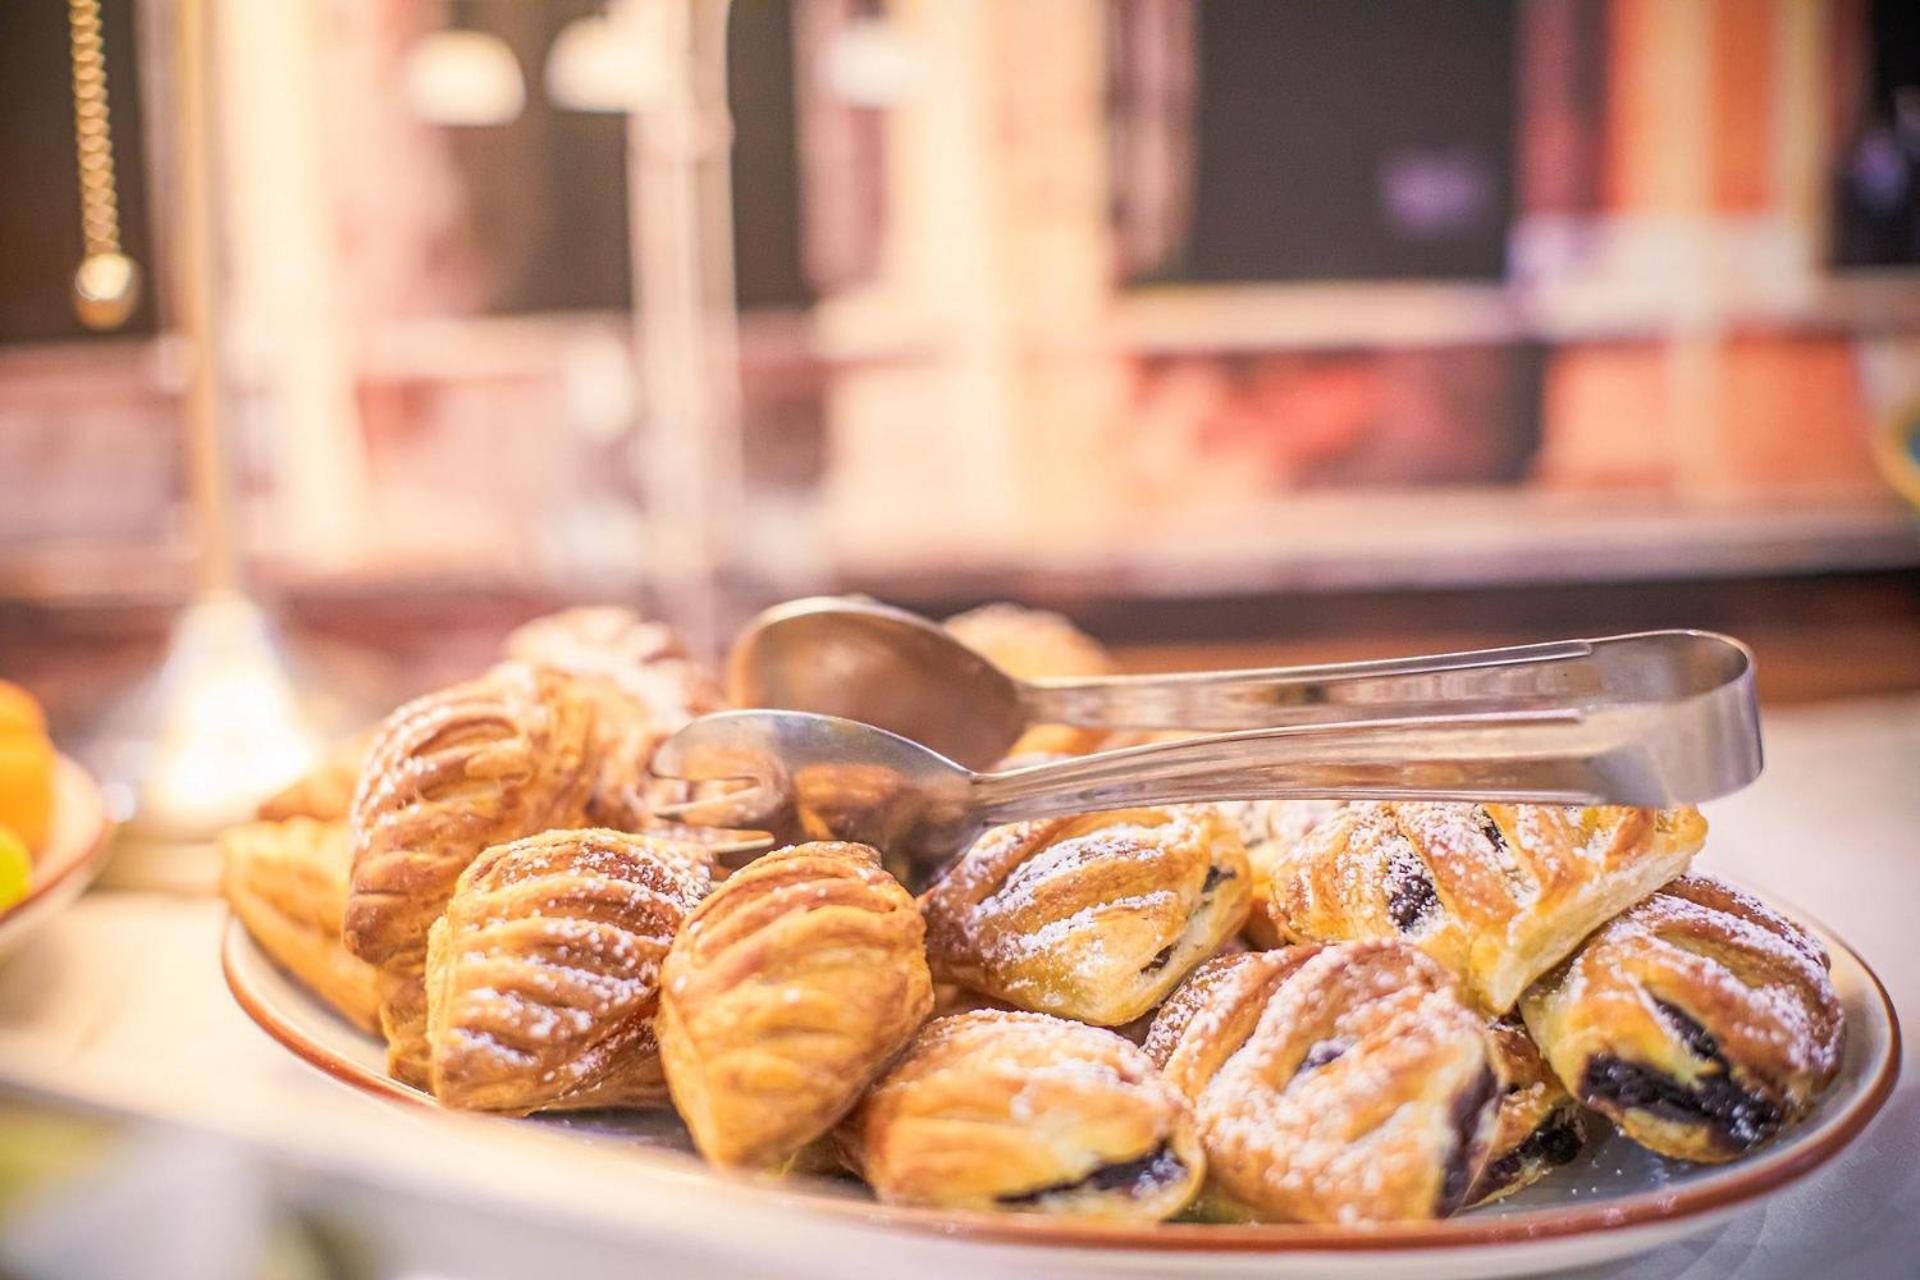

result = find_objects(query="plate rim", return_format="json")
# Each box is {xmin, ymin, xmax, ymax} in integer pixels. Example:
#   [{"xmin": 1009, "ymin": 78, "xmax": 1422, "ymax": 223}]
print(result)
[
  {"xmin": 0, "ymin": 755, "xmax": 113, "ymax": 934},
  {"xmin": 221, "ymin": 892, "xmax": 1902, "ymax": 1256}
]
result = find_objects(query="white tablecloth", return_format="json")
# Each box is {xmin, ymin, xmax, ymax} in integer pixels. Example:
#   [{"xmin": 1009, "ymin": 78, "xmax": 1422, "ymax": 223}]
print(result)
[{"xmin": 0, "ymin": 696, "xmax": 1914, "ymax": 1280}]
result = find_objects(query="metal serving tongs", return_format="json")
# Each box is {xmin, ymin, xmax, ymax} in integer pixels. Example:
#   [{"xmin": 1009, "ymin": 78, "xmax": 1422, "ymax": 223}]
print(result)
[{"xmin": 651, "ymin": 618, "xmax": 1762, "ymax": 889}]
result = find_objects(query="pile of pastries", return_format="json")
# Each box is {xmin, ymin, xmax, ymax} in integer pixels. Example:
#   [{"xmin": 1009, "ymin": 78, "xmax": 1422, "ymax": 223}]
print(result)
[{"xmin": 222, "ymin": 604, "xmax": 1847, "ymax": 1227}]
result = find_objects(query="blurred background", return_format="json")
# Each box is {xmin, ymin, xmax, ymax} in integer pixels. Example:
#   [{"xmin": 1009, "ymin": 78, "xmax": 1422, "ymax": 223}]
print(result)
[
  {"xmin": 2, "ymin": 4, "xmax": 1919, "ymax": 1277},
  {"xmin": 2, "ymin": 0, "xmax": 1918, "ymax": 730}
]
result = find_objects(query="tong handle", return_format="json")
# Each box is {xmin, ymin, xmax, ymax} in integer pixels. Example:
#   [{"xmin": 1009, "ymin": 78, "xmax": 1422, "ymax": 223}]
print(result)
[
  {"xmin": 1022, "ymin": 630, "xmax": 1745, "ymax": 731},
  {"xmin": 973, "ymin": 708, "xmax": 1689, "ymax": 826}
]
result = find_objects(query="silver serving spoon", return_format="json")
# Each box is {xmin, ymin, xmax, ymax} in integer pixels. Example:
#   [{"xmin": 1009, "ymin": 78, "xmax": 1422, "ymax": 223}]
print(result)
[
  {"xmin": 728, "ymin": 597, "xmax": 1760, "ymax": 772},
  {"xmin": 652, "ymin": 684, "xmax": 1761, "ymax": 889}
]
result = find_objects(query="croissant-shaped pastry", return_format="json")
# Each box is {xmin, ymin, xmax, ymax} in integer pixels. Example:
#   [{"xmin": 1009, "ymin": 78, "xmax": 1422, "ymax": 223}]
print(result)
[
  {"xmin": 1521, "ymin": 874, "xmax": 1844, "ymax": 1162},
  {"xmin": 424, "ymin": 828, "xmax": 709, "ymax": 1114},
  {"xmin": 656, "ymin": 841, "xmax": 933, "ymax": 1170},
  {"xmin": 1214, "ymin": 799, "xmax": 1342, "ymax": 949},
  {"xmin": 921, "ymin": 807, "xmax": 1251, "ymax": 1026},
  {"xmin": 1466, "ymin": 1019, "xmax": 1585, "ymax": 1206},
  {"xmin": 841, "ymin": 1009, "xmax": 1204, "ymax": 1220},
  {"xmin": 221, "ymin": 817, "xmax": 381, "ymax": 1033},
  {"xmin": 1147, "ymin": 942, "xmax": 1501, "ymax": 1223},
  {"xmin": 1261, "ymin": 802, "xmax": 1707, "ymax": 1012},
  {"xmin": 944, "ymin": 603, "xmax": 1113, "ymax": 757},
  {"xmin": 503, "ymin": 607, "xmax": 725, "ymax": 831},
  {"xmin": 345, "ymin": 663, "xmax": 597, "ymax": 1083}
]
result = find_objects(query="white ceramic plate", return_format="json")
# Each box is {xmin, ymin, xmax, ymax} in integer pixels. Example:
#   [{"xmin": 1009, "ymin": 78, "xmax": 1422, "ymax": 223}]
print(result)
[
  {"xmin": 222, "ymin": 894, "xmax": 1900, "ymax": 1280},
  {"xmin": 0, "ymin": 757, "xmax": 113, "ymax": 962}
]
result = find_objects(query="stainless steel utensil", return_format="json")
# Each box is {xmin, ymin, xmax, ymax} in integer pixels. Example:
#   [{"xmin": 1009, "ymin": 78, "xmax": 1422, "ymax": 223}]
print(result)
[
  {"xmin": 653, "ymin": 636, "xmax": 1762, "ymax": 887},
  {"xmin": 727, "ymin": 597, "xmax": 1761, "ymax": 772}
]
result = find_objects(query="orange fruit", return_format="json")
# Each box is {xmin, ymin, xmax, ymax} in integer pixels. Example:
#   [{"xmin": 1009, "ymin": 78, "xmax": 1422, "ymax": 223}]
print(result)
[
  {"xmin": 0, "ymin": 680, "xmax": 45, "ymax": 737},
  {"xmin": 0, "ymin": 735, "xmax": 54, "ymax": 853}
]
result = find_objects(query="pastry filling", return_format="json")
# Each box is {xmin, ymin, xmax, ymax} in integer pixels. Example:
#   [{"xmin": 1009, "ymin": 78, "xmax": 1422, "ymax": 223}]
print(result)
[
  {"xmin": 1475, "ymin": 1110, "xmax": 1585, "ymax": 1194},
  {"xmin": 995, "ymin": 1144, "xmax": 1188, "ymax": 1206},
  {"xmin": 1295, "ymin": 1037, "xmax": 1350, "ymax": 1077},
  {"xmin": 1437, "ymin": 1066, "xmax": 1500, "ymax": 1214},
  {"xmin": 1580, "ymin": 1052, "xmax": 1781, "ymax": 1151},
  {"xmin": 1384, "ymin": 847, "xmax": 1439, "ymax": 933},
  {"xmin": 1140, "ymin": 865, "xmax": 1236, "ymax": 974}
]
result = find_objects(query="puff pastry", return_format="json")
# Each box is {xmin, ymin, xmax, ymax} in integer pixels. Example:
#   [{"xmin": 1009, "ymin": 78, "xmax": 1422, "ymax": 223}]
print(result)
[
  {"xmin": 1214, "ymin": 799, "xmax": 1342, "ymax": 949},
  {"xmin": 842, "ymin": 1009, "xmax": 1204, "ymax": 1220},
  {"xmin": 944, "ymin": 603, "xmax": 1112, "ymax": 757},
  {"xmin": 921, "ymin": 806, "xmax": 1252, "ymax": 1026},
  {"xmin": 1261, "ymin": 802, "xmax": 1707, "ymax": 1013},
  {"xmin": 345, "ymin": 663, "xmax": 597, "ymax": 1083},
  {"xmin": 1467, "ymin": 1019, "xmax": 1585, "ymax": 1206},
  {"xmin": 503, "ymin": 607, "xmax": 725, "ymax": 831},
  {"xmin": 1521, "ymin": 874, "xmax": 1844, "ymax": 1162},
  {"xmin": 656, "ymin": 841, "xmax": 933, "ymax": 1170},
  {"xmin": 221, "ymin": 817, "xmax": 382, "ymax": 1033},
  {"xmin": 1147, "ymin": 942, "xmax": 1500, "ymax": 1223}
]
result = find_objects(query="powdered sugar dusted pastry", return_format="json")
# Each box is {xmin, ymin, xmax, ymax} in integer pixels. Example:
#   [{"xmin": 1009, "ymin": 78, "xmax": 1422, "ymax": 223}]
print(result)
[
  {"xmin": 1521, "ymin": 875, "xmax": 1844, "ymax": 1162},
  {"xmin": 944, "ymin": 602, "xmax": 1112, "ymax": 757},
  {"xmin": 657, "ymin": 842, "xmax": 933, "ymax": 1170},
  {"xmin": 345, "ymin": 663, "xmax": 597, "ymax": 1083},
  {"xmin": 424, "ymin": 828, "xmax": 710, "ymax": 1114},
  {"xmin": 1147, "ymin": 942, "xmax": 1500, "ymax": 1224},
  {"xmin": 221, "ymin": 817, "xmax": 381, "ymax": 1034},
  {"xmin": 1262, "ymin": 803, "xmax": 1707, "ymax": 1012},
  {"xmin": 1215, "ymin": 799, "xmax": 1343, "ymax": 948},
  {"xmin": 921, "ymin": 807, "xmax": 1252, "ymax": 1026},
  {"xmin": 503, "ymin": 607, "xmax": 725, "ymax": 831},
  {"xmin": 1467, "ymin": 1019, "xmax": 1585, "ymax": 1206},
  {"xmin": 842, "ymin": 1009, "xmax": 1204, "ymax": 1220}
]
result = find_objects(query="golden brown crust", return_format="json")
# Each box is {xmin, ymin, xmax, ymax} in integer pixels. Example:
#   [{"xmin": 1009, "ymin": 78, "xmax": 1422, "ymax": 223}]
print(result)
[
  {"xmin": 1465, "ymin": 1020, "xmax": 1585, "ymax": 1206},
  {"xmin": 944, "ymin": 603, "xmax": 1112, "ymax": 757},
  {"xmin": 1215, "ymin": 800, "xmax": 1343, "ymax": 949},
  {"xmin": 657, "ymin": 842, "xmax": 933, "ymax": 1170},
  {"xmin": 424, "ymin": 828, "xmax": 710, "ymax": 1115},
  {"xmin": 1146, "ymin": 941, "xmax": 1501, "ymax": 1224},
  {"xmin": 921, "ymin": 807, "xmax": 1252, "ymax": 1026},
  {"xmin": 1262, "ymin": 802, "xmax": 1707, "ymax": 1012},
  {"xmin": 1520, "ymin": 874, "xmax": 1844, "ymax": 1162},
  {"xmin": 841, "ymin": 1009, "xmax": 1204, "ymax": 1220},
  {"xmin": 220, "ymin": 818, "xmax": 382, "ymax": 1034},
  {"xmin": 502, "ymin": 607, "xmax": 725, "ymax": 831},
  {"xmin": 345, "ymin": 663, "xmax": 597, "ymax": 1083}
]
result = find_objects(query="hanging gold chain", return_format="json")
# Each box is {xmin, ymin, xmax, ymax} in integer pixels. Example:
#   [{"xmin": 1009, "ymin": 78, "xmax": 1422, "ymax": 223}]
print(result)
[{"xmin": 67, "ymin": 0, "xmax": 141, "ymax": 330}]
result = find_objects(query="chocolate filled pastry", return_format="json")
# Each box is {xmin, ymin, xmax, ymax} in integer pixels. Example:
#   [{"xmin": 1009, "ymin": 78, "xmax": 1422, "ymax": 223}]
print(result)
[
  {"xmin": 1521, "ymin": 874, "xmax": 1844, "ymax": 1162},
  {"xmin": 345, "ymin": 663, "xmax": 597, "ymax": 1083},
  {"xmin": 424, "ymin": 828, "xmax": 710, "ymax": 1114},
  {"xmin": 841, "ymin": 1009, "xmax": 1204, "ymax": 1220},
  {"xmin": 1214, "ymin": 800, "xmax": 1343, "ymax": 949},
  {"xmin": 1466, "ymin": 1019, "xmax": 1585, "ymax": 1206},
  {"xmin": 221, "ymin": 817, "xmax": 381, "ymax": 1034},
  {"xmin": 921, "ymin": 806, "xmax": 1252, "ymax": 1026},
  {"xmin": 1261, "ymin": 802, "xmax": 1707, "ymax": 1012},
  {"xmin": 943, "ymin": 602, "xmax": 1113, "ymax": 757},
  {"xmin": 1146, "ymin": 942, "xmax": 1501, "ymax": 1224},
  {"xmin": 656, "ymin": 842, "xmax": 933, "ymax": 1170},
  {"xmin": 502, "ymin": 607, "xmax": 725, "ymax": 832}
]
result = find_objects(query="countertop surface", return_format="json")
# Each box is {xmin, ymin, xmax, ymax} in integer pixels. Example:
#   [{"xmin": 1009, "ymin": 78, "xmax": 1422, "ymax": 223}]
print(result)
[{"xmin": 0, "ymin": 695, "xmax": 1913, "ymax": 1280}]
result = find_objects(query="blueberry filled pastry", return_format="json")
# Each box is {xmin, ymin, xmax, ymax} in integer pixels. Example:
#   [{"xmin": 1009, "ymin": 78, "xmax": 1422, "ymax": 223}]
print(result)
[
  {"xmin": 1521, "ymin": 874, "xmax": 1844, "ymax": 1162},
  {"xmin": 1466, "ymin": 1018, "xmax": 1585, "ymax": 1206},
  {"xmin": 345, "ymin": 663, "xmax": 597, "ymax": 1084},
  {"xmin": 1146, "ymin": 942, "xmax": 1501, "ymax": 1224},
  {"xmin": 221, "ymin": 817, "xmax": 382, "ymax": 1034},
  {"xmin": 424, "ymin": 828, "xmax": 710, "ymax": 1114},
  {"xmin": 841, "ymin": 1009, "xmax": 1204, "ymax": 1220},
  {"xmin": 657, "ymin": 841, "xmax": 933, "ymax": 1170},
  {"xmin": 1262, "ymin": 802, "xmax": 1707, "ymax": 1012},
  {"xmin": 1214, "ymin": 799, "xmax": 1343, "ymax": 949},
  {"xmin": 921, "ymin": 806, "xmax": 1252, "ymax": 1026}
]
